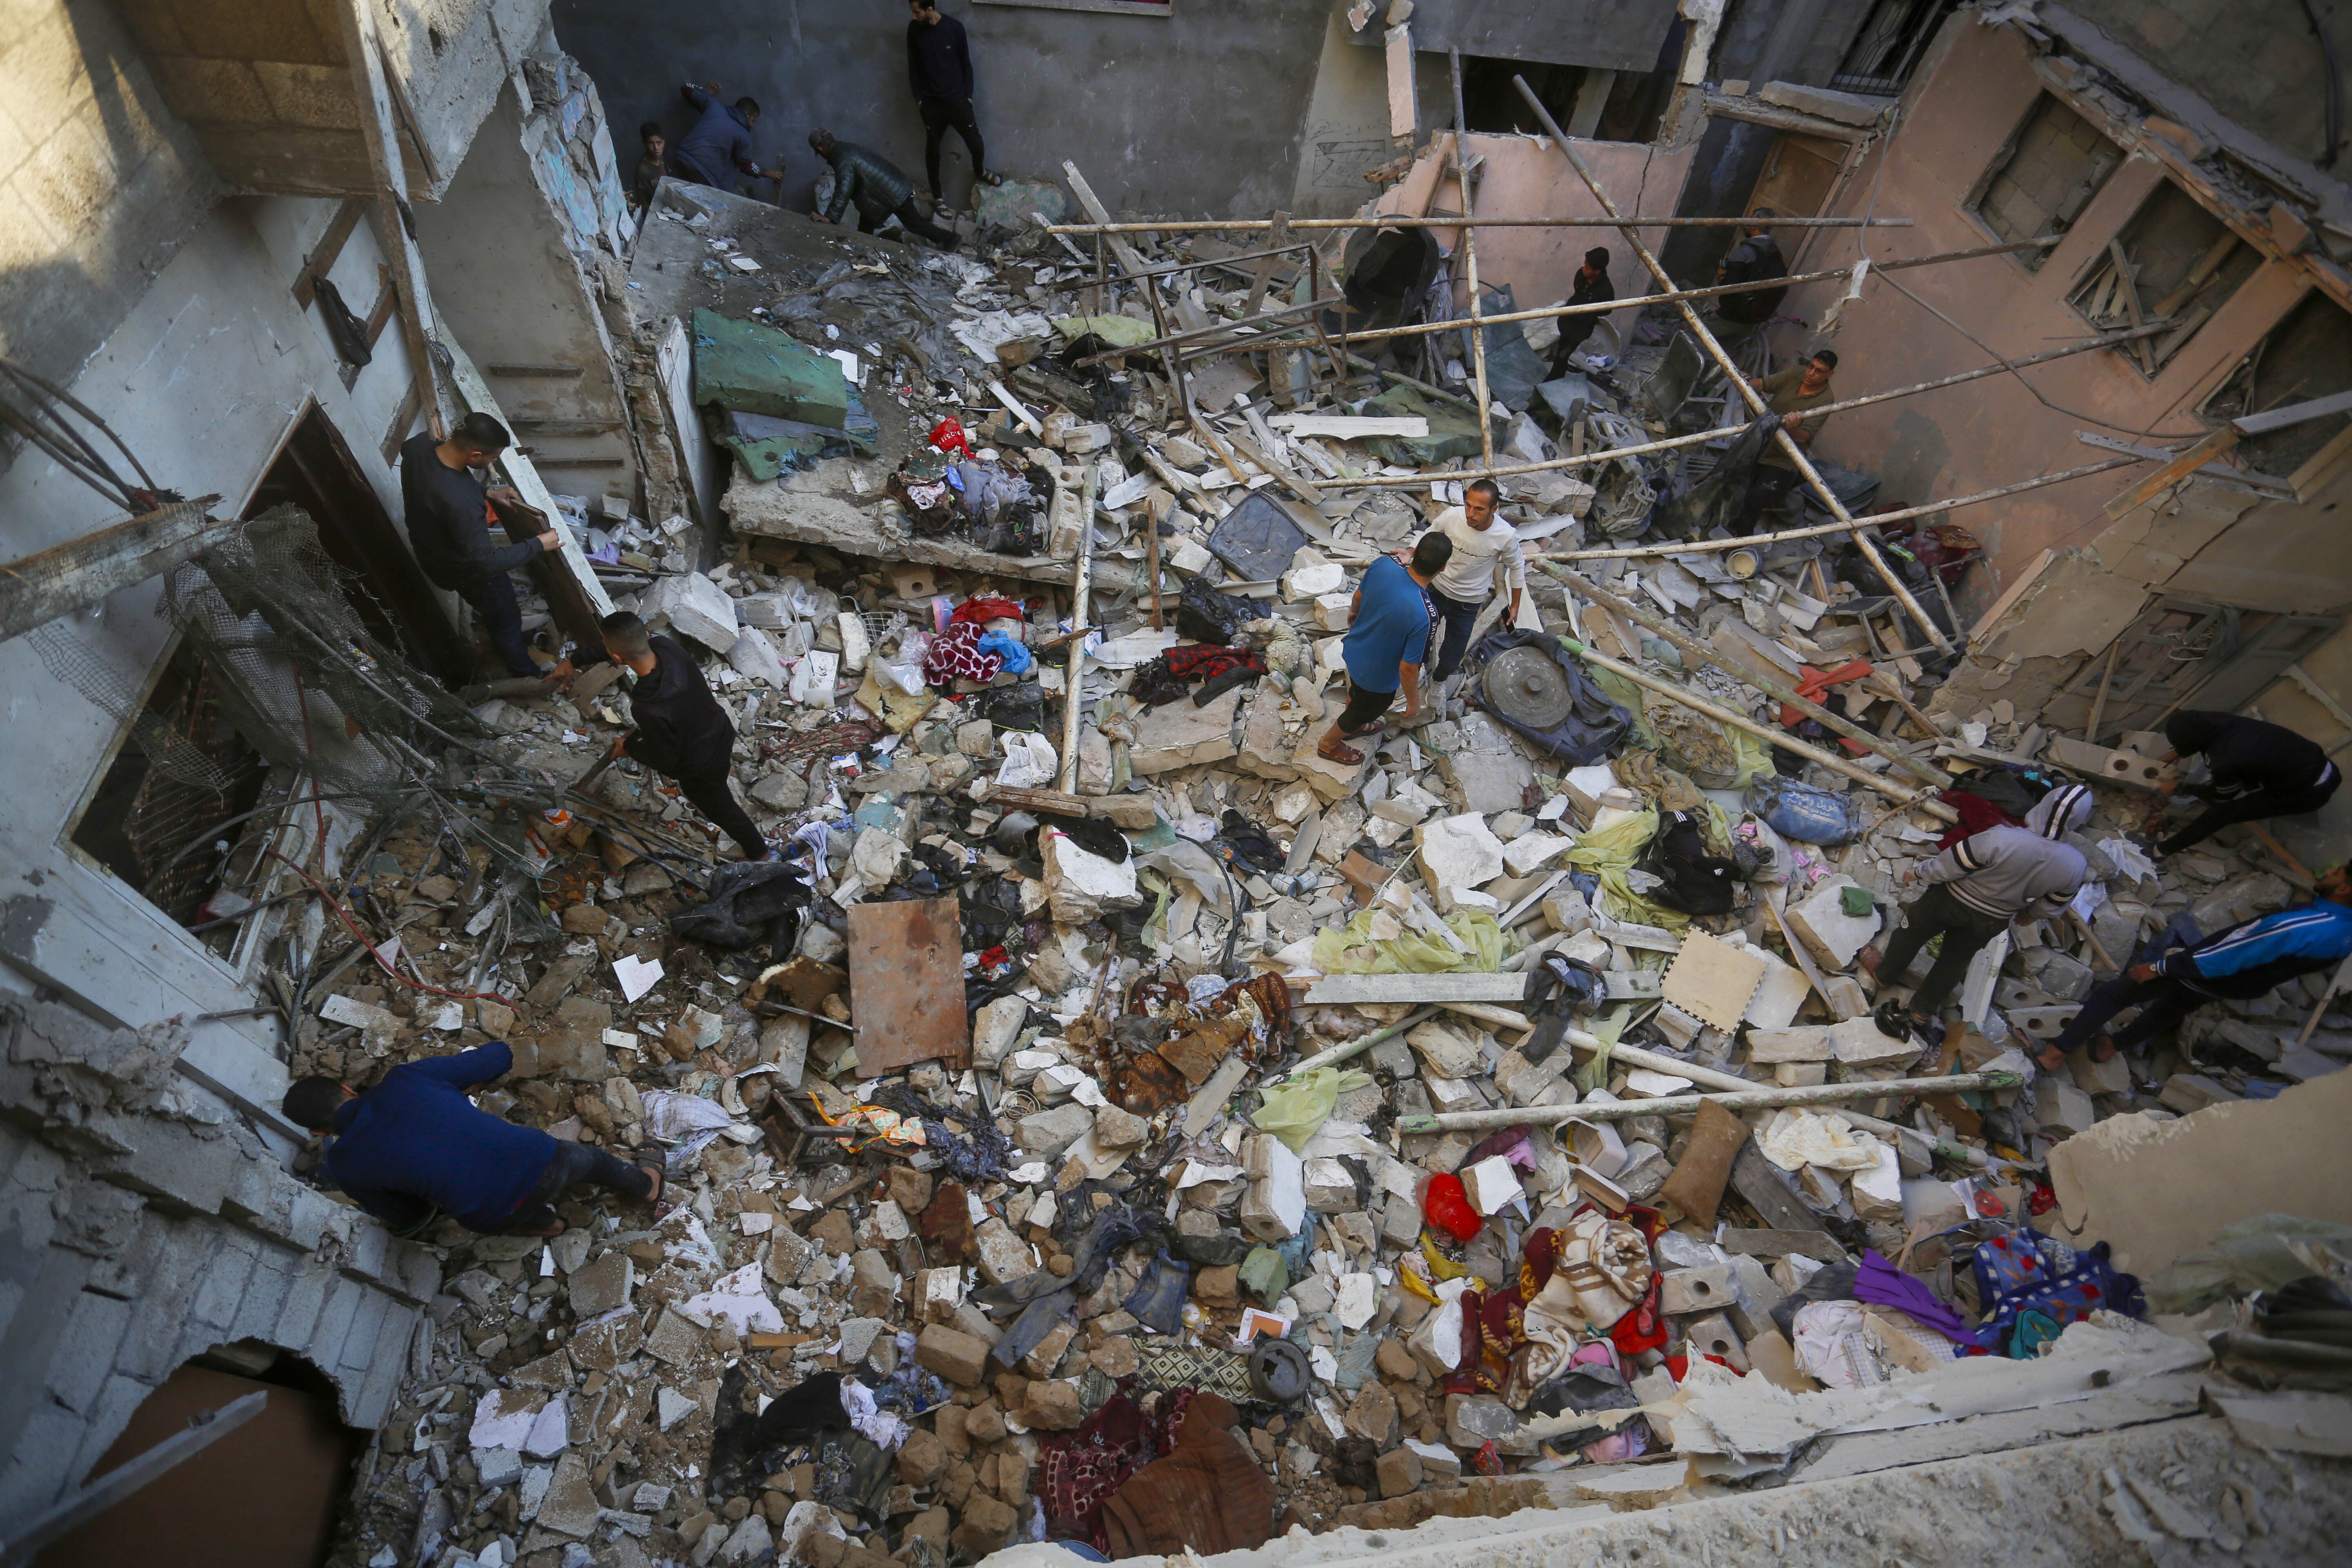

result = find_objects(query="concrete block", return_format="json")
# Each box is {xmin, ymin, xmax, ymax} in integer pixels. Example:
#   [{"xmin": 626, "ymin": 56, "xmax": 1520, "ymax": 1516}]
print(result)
[
  {"xmin": 1130, "ymin": 685, "xmax": 1243, "ymax": 774},
  {"xmin": 1437, "ymin": 712, "xmax": 1535, "ymax": 813},
  {"xmin": 1679, "ymin": 1312, "xmax": 1750, "ymax": 1372},
  {"xmin": 1460, "ymin": 1155, "xmax": 1523, "ymax": 1214},
  {"xmin": 45, "ymin": 1291, "xmax": 133, "ymax": 1414},
  {"xmin": 2008, "ymin": 1004, "xmax": 2082, "ymax": 1042},
  {"xmin": 332, "ymin": 1284, "xmax": 392, "ymax": 1376},
  {"xmin": 1829, "ymin": 1016, "xmax": 1915, "ymax": 1067},
  {"xmin": 2034, "ymin": 1078, "xmax": 2098, "ymax": 1140},
  {"xmin": 1415, "ymin": 813, "xmax": 1506, "ymax": 908},
  {"xmin": 1659, "ymin": 1264, "xmax": 1733, "ymax": 1317},
  {"xmin": 188, "ymin": 1229, "xmax": 261, "ymax": 1331},
  {"xmin": 1774, "ymin": 1061, "xmax": 1827, "ymax": 1087},
  {"xmin": 650, "ymin": 572, "xmax": 740, "ymax": 653},
  {"xmin": 1785, "ymin": 878, "xmax": 1881, "ymax": 971},
  {"xmin": 1849, "ymin": 1143, "xmax": 1905, "ymax": 1220},
  {"xmin": 1746, "ymin": 1026, "xmax": 1831, "ymax": 1062},
  {"xmin": 2068, "ymin": 1048, "xmax": 2134, "ymax": 1097},
  {"xmin": 2043, "ymin": 735, "xmax": 2166, "ymax": 789},
  {"xmin": 102, "ymin": 1120, "xmax": 237, "ymax": 1217}
]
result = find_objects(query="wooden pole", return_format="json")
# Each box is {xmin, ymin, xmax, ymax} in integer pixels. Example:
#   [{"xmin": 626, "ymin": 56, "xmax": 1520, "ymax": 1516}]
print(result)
[
  {"xmin": 1396, "ymin": 1070, "xmax": 2021, "ymax": 1134},
  {"xmin": 1543, "ymin": 458, "xmax": 2142, "ymax": 562},
  {"xmin": 1513, "ymin": 75, "xmax": 1954, "ymax": 655},
  {"xmin": 1450, "ymin": 51, "xmax": 1495, "ymax": 471},
  {"xmin": 1048, "ymin": 216, "xmax": 1920, "ymax": 234},
  {"xmin": 1560, "ymin": 632, "xmax": 1957, "ymax": 819},
  {"xmin": 2084, "ymin": 639, "xmax": 2122, "ymax": 743},
  {"xmin": 1326, "ymin": 330, "xmax": 2161, "ymax": 488},
  {"xmin": 335, "ymin": 0, "xmax": 446, "ymax": 438},
  {"xmin": 1056, "ymin": 465, "xmax": 1097, "ymax": 794},
  {"xmin": 1548, "ymin": 564, "xmax": 1951, "ymax": 788}
]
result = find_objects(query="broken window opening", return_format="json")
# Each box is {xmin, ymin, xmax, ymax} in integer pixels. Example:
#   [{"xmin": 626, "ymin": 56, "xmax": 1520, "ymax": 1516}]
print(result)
[
  {"xmin": 1456, "ymin": 33, "xmax": 1678, "ymax": 146},
  {"xmin": 1831, "ymin": 0, "xmax": 1962, "ymax": 97},
  {"xmin": 2058, "ymin": 598, "xmax": 2343, "ymax": 744},
  {"xmin": 1965, "ymin": 93, "xmax": 2123, "ymax": 268},
  {"xmin": 67, "ymin": 636, "xmax": 279, "ymax": 959},
  {"xmin": 2065, "ymin": 181, "xmax": 2262, "ymax": 374},
  {"xmin": 2200, "ymin": 290, "xmax": 2352, "ymax": 481}
]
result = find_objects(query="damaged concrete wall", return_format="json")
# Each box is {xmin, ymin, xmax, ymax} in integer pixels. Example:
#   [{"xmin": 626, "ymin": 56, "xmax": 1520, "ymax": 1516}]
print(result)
[
  {"xmin": 1768, "ymin": 14, "xmax": 2352, "ymax": 590},
  {"xmin": 0, "ymin": 992, "xmax": 437, "ymax": 1517},
  {"xmin": 1370, "ymin": 132, "xmax": 1698, "ymax": 342},
  {"xmin": 550, "ymin": 0, "xmax": 1332, "ymax": 216},
  {"xmin": 0, "ymin": 0, "xmax": 218, "ymax": 396},
  {"xmin": 2062, "ymin": 0, "xmax": 2352, "ymax": 168},
  {"xmin": 2047, "ymin": 1069, "xmax": 2352, "ymax": 1279}
]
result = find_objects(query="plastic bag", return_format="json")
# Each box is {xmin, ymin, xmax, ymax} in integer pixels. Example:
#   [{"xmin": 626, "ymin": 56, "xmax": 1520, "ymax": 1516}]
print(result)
[
  {"xmin": 1252, "ymin": 1067, "xmax": 1372, "ymax": 1153},
  {"xmin": 876, "ymin": 631, "xmax": 932, "ymax": 696},
  {"xmin": 996, "ymin": 732, "xmax": 1059, "ymax": 788},
  {"xmin": 1745, "ymin": 774, "xmax": 1863, "ymax": 845},
  {"xmin": 1423, "ymin": 1174, "xmax": 1482, "ymax": 1243},
  {"xmin": 1311, "ymin": 908, "xmax": 1512, "ymax": 975}
]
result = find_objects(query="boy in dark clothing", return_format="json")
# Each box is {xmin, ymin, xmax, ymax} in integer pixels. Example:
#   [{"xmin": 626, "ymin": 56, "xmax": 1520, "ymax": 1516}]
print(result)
[
  {"xmin": 1713, "ymin": 216, "xmax": 1788, "ymax": 327},
  {"xmin": 674, "ymin": 84, "xmax": 777, "ymax": 192},
  {"xmin": 1547, "ymin": 247, "xmax": 1614, "ymax": 375},
  {"xmin": 907, "ymin": 0, "xmax": 999, "ymax": 212},
  {"xmin": 2039, "ymin": 864, "xmax": 2352, "ymax": 1070},
  {"xmin": 808, "ymin": 128, "xmax": 958, "ymax": 248},
  {"xmin": 2153, "ymin": 710, "xmax": 2341, "ymax": 855},
  {"xmin": 601, "ymin": 611, "xmax": 775, "ymax": 861},
  {"xmin": 283, "ymin": 1043, "xmax": 661, "ymax": 1237},
  {"xmin": 633, "ymin": 121, "xmax": 670, "ymax": 212},
  {"xmin": 399, "ymin": 412, "xmax": 561, "ymax": 679}
]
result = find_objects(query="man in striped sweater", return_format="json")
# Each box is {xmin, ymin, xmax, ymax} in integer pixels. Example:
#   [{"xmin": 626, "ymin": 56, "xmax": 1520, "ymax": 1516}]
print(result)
[
  {"xmin": 2039, "ymin": 864, "xmax": 2352, "ymax": 1071},
  {"xmin": 1861, "ymin": 783, "xmax": 2095, "ymax": 1035}
]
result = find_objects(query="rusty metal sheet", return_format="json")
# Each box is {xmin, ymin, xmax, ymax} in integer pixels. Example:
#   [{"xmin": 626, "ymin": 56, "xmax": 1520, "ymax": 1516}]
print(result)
[{"xmin": 846, "ymin": 895, "xmax": 969, "ymax": 1072}]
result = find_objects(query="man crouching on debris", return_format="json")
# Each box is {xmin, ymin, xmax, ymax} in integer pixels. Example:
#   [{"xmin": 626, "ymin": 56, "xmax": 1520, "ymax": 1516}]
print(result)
[
  {"xmin": 1859, "ymin": 783, "xmax": 2094, "ymax": 1040},
  {"xmin": 401, "ymin": 412, "xmax": 563, "ymax": 680},
  {"xmin": 2039, "ymin": 862, "xmax": 2352, "ymax": 1072},
  {"xmin": 599, "ymin": 610, "xmax": 780, "ymax": 862},
  {"xmin": 807, "ymin": 127, "xmax": 959, "ymax": 249},
  {"xmin": 1318, "ymin": 532, "xmax": 1450, "ymax": 766},
  {"xmin": 284, "ymin": 1044, "xmax": 662, "ymax": 1238}
]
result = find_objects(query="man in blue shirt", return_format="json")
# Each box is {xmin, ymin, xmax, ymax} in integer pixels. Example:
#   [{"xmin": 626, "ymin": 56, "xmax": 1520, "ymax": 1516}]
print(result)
[
  {"xmin": 2039, "ymin": 863, "xmax": 2352, "ymax": 1071},
  {"xmin": 283, "ymin": 1042, "xmax": 662, "ymax": 1237},
  {"xmin": 673, "ymin": 83, "xmax": 779, "ymax": 194},
  {"xmin": 1319, "ymin": 533, "xmax": 1451, "ymax": 766}
]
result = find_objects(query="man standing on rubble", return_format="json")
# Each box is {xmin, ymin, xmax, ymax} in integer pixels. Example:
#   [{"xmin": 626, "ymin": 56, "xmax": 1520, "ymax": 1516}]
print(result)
[
  {"xmin": 1418, "ymin": 477, "xmax": 1524, "ymax": 686},
  {"xmin": 1548, "ymin": 247, "xmax": 1615, "ymax": 376},
  {"xmin": 1860, "ymin": 783, "xmax": 2094, "ymax": 1038},
  {"xmin": 807, "ymin": 128, "xmax": 959, "ymax": 249},
  {"xmin": 599, "ymin": 611, "xmax": 778, "ymax": 862},
  {"xmin": 673, "ymin": 83, "xmax": 780, "ymax": 194},
  {"xmin": 283, "ymin": 1043, "xmax": 663, "ymax": 1238},
  {"xmin": 1736, "ymin": 348, "xmax": 1838, "ymax": 534},
  {"xmin": 2148, "ymin": 710, "xmax": 2341, "ymax": 856},
  {"xmin": 2039, "ymin": 863, "xmax": 2352, "ymax": 1070},
  {"xmin": 907, "ymin": 0, "xmax": 1001, "ymax": 215},
  {"xmin": 1319, "ymin": 533, "xmax": 1451, "ymax": 766},
  {"xmin": 1711, "ymin": 212, "xmax": 1788, "ymax": 334},
  {"xmin": 400, "ymin": 412, "xmax": 562, "ymax": 680}
]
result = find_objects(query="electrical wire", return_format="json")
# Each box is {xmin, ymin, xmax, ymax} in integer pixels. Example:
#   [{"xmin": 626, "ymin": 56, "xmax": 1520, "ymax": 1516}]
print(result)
[
  {"xmin": 263, "ymin": 846, "xmax": 508, "ymax": 1004},
  {"xmin": 0, "ymin": 356, "xmax": 171, "ymax": 512}
]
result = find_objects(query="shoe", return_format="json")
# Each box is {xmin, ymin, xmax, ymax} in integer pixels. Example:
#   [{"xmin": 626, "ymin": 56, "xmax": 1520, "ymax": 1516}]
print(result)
[{"xmin": 977, "ymin": 169, "xmax": 1004, "ymax": 188}]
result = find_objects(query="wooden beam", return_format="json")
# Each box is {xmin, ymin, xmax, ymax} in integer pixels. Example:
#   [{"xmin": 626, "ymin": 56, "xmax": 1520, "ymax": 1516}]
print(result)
[
  {"xmin": 1301, "ymin": 973, "xmax": 1530, "ymax": 1005},
  {"xmin": 334, "ymin": 0, "xmax": 445, "ymax": 440},
  {"xmin": 0, "ymin": 499, "xmax": 229, "ymax": 644},
  {"xmin": 291, "ymin": 200, "xmax": 368, "ymax": 310},
  {"xmin": 2102, "ymin": 424, "xmax": 2240, "ymax": 519},
  {"xmin": 2233, "ymin": 388, "xmax": 2352, "ymax": 438}
]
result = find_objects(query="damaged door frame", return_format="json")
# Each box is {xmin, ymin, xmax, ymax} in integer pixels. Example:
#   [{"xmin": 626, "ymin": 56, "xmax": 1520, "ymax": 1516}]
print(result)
[{"xmin": 2066, "ymin": 597, "xmax": 2346, "ymax": 744}]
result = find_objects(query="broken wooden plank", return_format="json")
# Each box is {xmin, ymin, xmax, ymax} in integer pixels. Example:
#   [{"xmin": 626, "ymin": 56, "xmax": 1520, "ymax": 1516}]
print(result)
[
  {"xmin": 1728, "ymin": 1143, "xmax": 1832, "ymax": 1234},
  {"xmin": 1301, "ymin": 973, "xmax": 1530, "ymax": 1006},
  {"xmin": 2232, "ymin": 388, "xmax": 2352, "ymax": 439},
  {"xmin": 0, "ymin": 499, "xmax": 229, "ymax": 644},
  {"xmin": 846, "ymin": 896, "xmax": 969, "ymax": 1073},
  {"xmin": 1719, "ymin": 1227, "xmax": 1851, "ymax": 1263},
  {"xmin": 2102, "ymin": 424, "xmax": 2239, "ymax": 519}
]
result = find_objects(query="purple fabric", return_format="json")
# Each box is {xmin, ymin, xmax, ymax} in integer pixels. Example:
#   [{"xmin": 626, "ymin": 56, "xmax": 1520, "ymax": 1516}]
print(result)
[{"xmin": 1856, "ymin": 1249, "xmax": 1984, "ymax": 1348}]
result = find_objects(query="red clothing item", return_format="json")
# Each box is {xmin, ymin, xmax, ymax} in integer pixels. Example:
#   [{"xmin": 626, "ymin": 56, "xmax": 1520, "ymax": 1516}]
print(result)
[
  {"xmin": 1934, "ymin": 789, "xmax": 2023, "ymax": 850},
  {"xmin": 949, "ymin": 595, "xmax": 1025, "ymax": 626}
]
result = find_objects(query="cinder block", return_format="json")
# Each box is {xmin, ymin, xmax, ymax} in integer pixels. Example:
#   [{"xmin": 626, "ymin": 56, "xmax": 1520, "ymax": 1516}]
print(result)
[
  {"xmin": 1681, "ymin": 1312, "xmax": 1750, "ymax": 1372},
  {"xmin": 272, "ymin": 1258, "xmax": 333, "ymax": 1348},
  {"xmin": 332, "ymin": 1284, "xmax": 392, "ymax": 1374},
  {"xmin": 2043, "ymin": 735, "xmax": 2166, "ymax": 789},
  {"xmin": 102, "ymin": 1120, "xmax": 237, "ymax": 1216},
  {"xmin": 340, "ymin": 1222, "xmax": 391, "ymax": 1287},
  {"xmin": 1659, "ymin": 1264, "xmax": 1734, "ymax": 1316},
  {"xmin": 2007, "ymin": 1004, "xmax": 2082, "ymax": 1041},
  {"xmin": 1, "ymin": 1400, "xmax": 93, "ymax": 1517}
]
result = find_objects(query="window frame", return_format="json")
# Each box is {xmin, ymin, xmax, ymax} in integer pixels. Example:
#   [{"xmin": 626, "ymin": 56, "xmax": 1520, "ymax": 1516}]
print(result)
[
  {"xmin": 1960, "ymin": 89, "xmax": 2124, "ymax": 274},
  {"xmin": 2061, "ymin": 179, "xmax": 2263, "ymax": 378}
]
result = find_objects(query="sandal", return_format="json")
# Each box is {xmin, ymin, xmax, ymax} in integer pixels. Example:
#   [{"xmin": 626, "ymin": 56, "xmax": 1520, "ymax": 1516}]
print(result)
[
  {"xmin": 639, "ymin": 1162, "xmax": 675, "ymax": 1220},
  {"xmin": 1317, "ymin": 737, "xmax": 1363, "ymax": 765},
  {"xmin": 2036, "ymin": 1045, "xmax": 2067, "ymax": 1073}
]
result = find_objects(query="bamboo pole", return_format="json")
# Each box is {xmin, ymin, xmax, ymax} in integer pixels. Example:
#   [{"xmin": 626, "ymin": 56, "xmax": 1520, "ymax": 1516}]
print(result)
[
  {"xmin": 1548, "ymin": 565, "xmax": 1952, "ymax": 788},
  {"xmin": 1048, "ymin": 216, "xmax": 1919, "ymax": 234},
  {"xmin": 1278, "ymin": 1005, "xmax": 1444, "ymax": 1081},
  {"xmin": 1056, "ymin": 465, "xmax": 1098, "ymax": 794},
  {"xmin": 1229, "ymin": 235, "xmax": 2069, "ymax": 355},
  {"xmin": 1542, "ymin": 457, "xmax": 2143, "ymax": 562},
  {"xmin": 1514, "ymin": 76, "xmax": 1954, "ymax": 656},
  {"xmin": 1450, "ymin": 50, "xmax": 1496, "ymax": 471},
  {"xmin": 1558, "ymin": 632, "xmax": 1958, "ymax": 820},
  {"xmin": 1395, "ymin": 1070, "xmax": 2021, "ymax": 1134},
  {"xmin": 1325, "ymin": 326, "xmax": 2164, "ymax": 488}
]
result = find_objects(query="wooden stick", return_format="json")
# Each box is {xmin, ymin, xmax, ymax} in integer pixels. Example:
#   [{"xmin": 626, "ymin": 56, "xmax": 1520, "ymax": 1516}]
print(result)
[
  {"xmin": 1056, "ymin": 465, "xmax": 1097, "ymax": 794},
  {"xmin": 1450, "ymin": 50, "xmax": 1495, "ymax": 472},
  {"xmin": 2069, "ymin": 909, "xmax": 2119, "ymax": 973},
  {"xmin": 1559, "ymin": 632, "xmax": 1958, "ymax": 819},
  {"xmin": 1049, "ymin": 216, "xmax": 1920, "ymax": 234},
  {"xmin": 1396, "ymin": 1070, "xmax": 2021, "ymax": 1134},
  {"xmin": 2247, "ymin": 823, "xmax": 2316, "ymax": 886},
  {"xmin": 2084, "ymin": 639, "xmax": 2122, "ymax": 744},
  {"xmin": 1550, "ymin": 565, "xmax": 1950, "ymax": 788}
]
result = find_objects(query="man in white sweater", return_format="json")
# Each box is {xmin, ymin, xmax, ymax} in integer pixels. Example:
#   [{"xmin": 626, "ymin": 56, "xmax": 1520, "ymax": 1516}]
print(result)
[{"xmin": 1417, "ymin": 478, "xmax": 1525, "ymax": 683}]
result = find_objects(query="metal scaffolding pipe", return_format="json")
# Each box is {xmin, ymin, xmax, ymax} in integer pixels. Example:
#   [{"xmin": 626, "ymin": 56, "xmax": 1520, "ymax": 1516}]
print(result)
[
  {"xmin": 1047, "ymin": 216, "xmax": 1917, "ymax": 234},
  {"xmin": 1394, "ymin": 1069, "xmax": 2021, "ymax": 1134}
]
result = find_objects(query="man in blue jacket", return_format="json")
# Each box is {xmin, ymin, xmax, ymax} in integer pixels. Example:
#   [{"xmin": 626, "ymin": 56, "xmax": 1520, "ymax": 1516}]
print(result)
[
  {"xmin": 808, "ymin": 128, "xmax": 958, "ymax": 249},
  {"xmin": 673, "ymin": 83, "xmax": 779, "ymax": 194},
  {"xmin": 283, "ymin": 1043, "xmax": 662, "ymax": 1237},
  {"xmin": 2038, "ymin": 863, "xmax": 2352, "ymax": 1071},
  {"xmin": 907, "ymin": 0, "xmax": 1000, "ymax": 213}
]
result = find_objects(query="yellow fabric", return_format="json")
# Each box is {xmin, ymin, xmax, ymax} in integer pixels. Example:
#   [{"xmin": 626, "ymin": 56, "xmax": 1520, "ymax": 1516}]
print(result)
[
  {"xmin": 1563, "ymin": 805, "xmax": 1690, "ymax": 931},
  {"xmin": 1311, "ymin": 909, "xmax": 1513, "ymax": 974},
  {"xmin": 1252, "ymin": 1067, "xmax": 1374, "ymax": 1153}
]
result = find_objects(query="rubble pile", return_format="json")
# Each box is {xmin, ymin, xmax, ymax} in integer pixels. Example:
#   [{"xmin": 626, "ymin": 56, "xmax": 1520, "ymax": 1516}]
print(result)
[{"xmin": 316, "ymin": 202, "xmax": 2352, "ymax": 1568}]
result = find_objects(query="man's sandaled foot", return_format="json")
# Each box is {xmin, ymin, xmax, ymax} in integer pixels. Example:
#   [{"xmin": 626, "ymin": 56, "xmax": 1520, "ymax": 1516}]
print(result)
[
  {"xmin": 2089, "ymin": 1035, "xmax": 2118, "ymax": 1063},
  {"xmin": 1318, "ymin": 737, "xmax": 1363, "ymax": 765},
  {"xmin": 638, "ymin": 1162, "xmax": 666, "ymax": 1207},
  {"xmin": 2037, "ymin": 1045, "xmax": 2067, "ymax": 1073},
  {"xmin": 1857, "ymin": 944, "xmax": 1882, "ymax": 979},
  {"xmin": 516, "ymin": 1218, "xmax": 567, "ymax": 1238}
]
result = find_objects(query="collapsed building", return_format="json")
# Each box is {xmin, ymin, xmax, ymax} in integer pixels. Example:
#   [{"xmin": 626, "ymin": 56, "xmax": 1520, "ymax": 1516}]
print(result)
[{"xmin": 2, "ymin": 1, "xmax": 2351, "ymax": 1565}]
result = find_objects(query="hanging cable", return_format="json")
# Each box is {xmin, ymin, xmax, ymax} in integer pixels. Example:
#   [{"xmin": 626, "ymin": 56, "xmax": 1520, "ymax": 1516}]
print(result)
[{"xmin": 2303, "ymin": 0, "xmax": 2344, "ymax": 167}]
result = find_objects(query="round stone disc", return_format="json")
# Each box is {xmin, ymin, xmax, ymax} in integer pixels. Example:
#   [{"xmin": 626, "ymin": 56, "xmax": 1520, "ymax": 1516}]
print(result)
[{"xmin": 1483, "ymin": 645, "xmax": 1575, "ymax": 730}]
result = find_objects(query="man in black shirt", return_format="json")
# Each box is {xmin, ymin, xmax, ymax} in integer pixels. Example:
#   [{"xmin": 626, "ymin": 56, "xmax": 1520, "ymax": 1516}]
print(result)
[
  {"xmin": 907, "ymin": 0, "xmax": 999, "ymax": 214},
  {"xmin": 599, "ymin": 612, "xmax": 775, "ymax": 861},
  {"xmin": 1548, "ymin": 246, "xmax": 1614, "ymax": 377},
  {"xmin": 1712, "ymin": 213, "xmax": 1788, "ymax": 330},
  {"xmin": 399, "ymin": 412, "xmax": 560, "ymax": 679},
  {"xmin": 2152, "ymin": 710, "xmax": 2341, "ymax": 855}
]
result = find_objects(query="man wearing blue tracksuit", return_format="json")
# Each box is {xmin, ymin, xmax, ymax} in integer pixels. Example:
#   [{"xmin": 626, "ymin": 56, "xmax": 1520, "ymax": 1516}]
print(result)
[{"xmin": 2040, "ymin": 864, "xmax": 2352, "ymax": 1070}]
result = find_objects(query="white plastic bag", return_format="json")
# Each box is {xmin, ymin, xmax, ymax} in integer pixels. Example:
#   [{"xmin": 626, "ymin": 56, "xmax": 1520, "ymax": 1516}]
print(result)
[
  {"xmin": 996, "ymin": 732, "xmax": 1058, "ymax": 789},
  {"xmin": 876, "ymin": 631, "xmax": 930, "ymax": 696}
]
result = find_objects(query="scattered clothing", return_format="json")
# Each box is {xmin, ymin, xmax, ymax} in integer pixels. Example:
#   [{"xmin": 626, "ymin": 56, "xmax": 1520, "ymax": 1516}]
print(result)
[
  {"xmin": 924, "ymin": 619, "xmax": 1005, "ymax": 686},
  {"xmin": 1099, "ymin": 1392, "xmax": 1275, "ymax": 1559}
]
